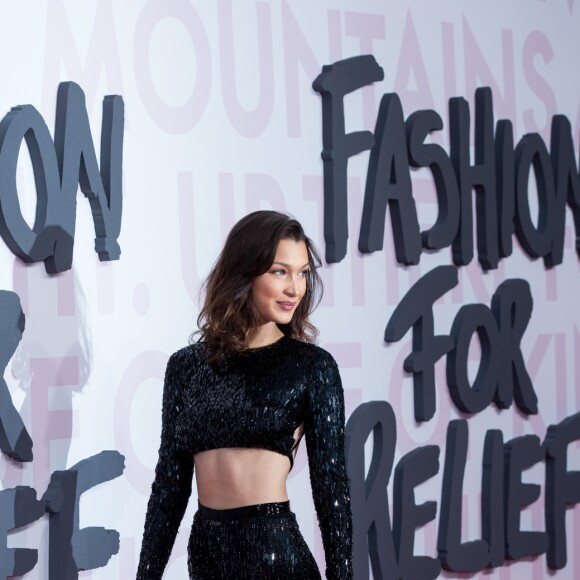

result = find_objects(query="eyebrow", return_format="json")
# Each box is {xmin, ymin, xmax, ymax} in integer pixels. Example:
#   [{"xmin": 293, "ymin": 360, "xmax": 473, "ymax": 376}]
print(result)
[{"xmin": 271, "ymin": 261, "xmax": 310, "ymax": 269}]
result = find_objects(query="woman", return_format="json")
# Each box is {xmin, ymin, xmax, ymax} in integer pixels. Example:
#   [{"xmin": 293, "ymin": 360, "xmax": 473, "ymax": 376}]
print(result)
[{"xmin": 137, "ymin": 211, "xmax": 353, "ymax": 579}]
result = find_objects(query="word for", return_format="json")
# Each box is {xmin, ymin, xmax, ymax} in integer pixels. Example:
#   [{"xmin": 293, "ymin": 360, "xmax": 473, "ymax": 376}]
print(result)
[
  {"xmin": 0, "ymin": 82, "xmax": 123, "ymax": 273},
  {"xmin": 346, "ymin": 401, "xmax": 580, "ymax": 579},
  {"xmin": 384, "ymin": 265, "xmax": 536, "ymax": 422},
  {"xmin": 313, "ymin": 55, "xmax": 580, "ymax": 270}
]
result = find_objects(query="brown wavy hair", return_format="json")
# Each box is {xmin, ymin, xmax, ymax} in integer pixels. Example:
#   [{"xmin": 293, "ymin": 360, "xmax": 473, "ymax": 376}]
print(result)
[{"xmin": 194, "ymin": 211, "xmax": 323, "ymax": 365}]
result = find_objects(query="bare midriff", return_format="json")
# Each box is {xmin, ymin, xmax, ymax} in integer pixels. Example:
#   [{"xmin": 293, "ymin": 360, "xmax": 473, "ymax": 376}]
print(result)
[{"xmin": 194, "ymin": 448, "xmax": 292, "ymax": 509}]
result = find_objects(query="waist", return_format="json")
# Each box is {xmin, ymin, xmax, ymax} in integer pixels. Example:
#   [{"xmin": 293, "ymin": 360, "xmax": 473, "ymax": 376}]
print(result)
[
  {"xmin": 194, "ymin": 447, "xmax": 290, "ymax": 508},
  {"xmin": 197, "ymin": 500, "xmax": 291, "ymax": 521}
]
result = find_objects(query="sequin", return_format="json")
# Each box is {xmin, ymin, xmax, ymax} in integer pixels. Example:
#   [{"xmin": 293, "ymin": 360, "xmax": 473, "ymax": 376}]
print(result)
[
  {"xmin": 189, "ymin": 501, "xmax": 321, "ymax": 578},
  {"xmin": 136, "ymin": 336, "xmax": 353, "ymax": 579}
]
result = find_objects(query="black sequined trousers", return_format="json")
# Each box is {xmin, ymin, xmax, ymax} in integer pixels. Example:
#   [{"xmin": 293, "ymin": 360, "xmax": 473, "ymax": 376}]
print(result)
[{"xmin": 188, "ymin": 501, "xmax": 322, "ymax": 579}]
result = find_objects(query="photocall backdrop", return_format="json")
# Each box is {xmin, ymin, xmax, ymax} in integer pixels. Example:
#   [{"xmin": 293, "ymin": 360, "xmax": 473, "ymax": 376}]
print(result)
[{"xmin": 0, "ymin": 1, "xmax": 579, "ymax": 578}]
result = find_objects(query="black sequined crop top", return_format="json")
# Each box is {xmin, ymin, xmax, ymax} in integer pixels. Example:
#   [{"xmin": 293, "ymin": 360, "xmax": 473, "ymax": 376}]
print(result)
[{"xmin": 137, "ymin": 336, "xmax": 353, "ymax": 579}]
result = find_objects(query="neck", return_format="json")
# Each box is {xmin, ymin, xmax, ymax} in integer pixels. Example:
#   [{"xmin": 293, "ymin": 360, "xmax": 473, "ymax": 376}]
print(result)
[{"xmin": 246, "ymin": 324, "xmax": 284, "ymax": 349}]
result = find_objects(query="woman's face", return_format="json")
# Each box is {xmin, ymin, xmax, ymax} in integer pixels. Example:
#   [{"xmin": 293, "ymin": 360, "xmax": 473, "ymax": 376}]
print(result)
[{"xmin": 251, "ymin": 239, "xmax": 310, "ymax": 326}]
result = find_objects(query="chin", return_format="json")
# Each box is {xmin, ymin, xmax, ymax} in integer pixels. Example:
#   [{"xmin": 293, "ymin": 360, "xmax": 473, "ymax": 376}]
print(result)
[{"xmin": 273, "ymin": 311, "xmax": 296, "ymax": 325}]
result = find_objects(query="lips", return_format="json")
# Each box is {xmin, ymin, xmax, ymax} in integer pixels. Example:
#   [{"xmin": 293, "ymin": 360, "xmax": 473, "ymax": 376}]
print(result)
[{"xmin": 277, "ymin": 301, "xmax": 296, "ymax": 311}]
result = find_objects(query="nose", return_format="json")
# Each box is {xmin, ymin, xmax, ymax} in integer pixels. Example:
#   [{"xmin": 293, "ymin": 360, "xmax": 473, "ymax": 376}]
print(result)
[{"xmin": 286, "ymin": 276, "xmax": 300, "ymax": 296}]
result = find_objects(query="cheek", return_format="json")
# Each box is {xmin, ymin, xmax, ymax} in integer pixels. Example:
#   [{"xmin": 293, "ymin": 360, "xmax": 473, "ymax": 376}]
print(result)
[{"xmin": 253, "ymin": 279, "xmax": 279, "ymax": 303}]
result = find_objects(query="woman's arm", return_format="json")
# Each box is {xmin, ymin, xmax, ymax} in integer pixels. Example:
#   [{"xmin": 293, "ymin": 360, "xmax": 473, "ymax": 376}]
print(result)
[
  {"xmin": 136, "ymin": 351, "xmax": 194, "ymax": 579},
  {"xmin": 305, "ymin": 350, "xmax": 353, "ymax": 579}
]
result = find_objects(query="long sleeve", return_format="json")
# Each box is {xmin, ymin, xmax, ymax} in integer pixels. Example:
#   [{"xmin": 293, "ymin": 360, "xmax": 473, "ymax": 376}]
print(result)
[
  {"xmin": 136, "ymin": 352, "xmax": 194, "ymax": 579},
  {"xmin": 305, "ymin": 351, "xmax": 353, "ymax": 579}
]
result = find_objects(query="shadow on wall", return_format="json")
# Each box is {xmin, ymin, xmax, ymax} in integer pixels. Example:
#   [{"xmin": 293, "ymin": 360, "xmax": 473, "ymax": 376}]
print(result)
[{"xmin": 1, "ymin": 261, "xmax": 93, "ymax": 578}]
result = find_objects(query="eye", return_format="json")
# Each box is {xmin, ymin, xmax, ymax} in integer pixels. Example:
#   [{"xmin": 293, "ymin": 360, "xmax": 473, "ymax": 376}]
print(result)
[
  {"xmin": 271, "ymin": 269, "xmax": 286, "ymax": 276},
  {"xmin": 298, "ymin": 269, "xmax": 310, "ymax": 278}
]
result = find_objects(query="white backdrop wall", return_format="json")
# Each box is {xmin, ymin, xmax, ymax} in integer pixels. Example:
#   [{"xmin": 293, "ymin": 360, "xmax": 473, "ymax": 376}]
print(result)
[{"xmin": 0, "ymin": 0, "xmax": 579, "ymax": 578}]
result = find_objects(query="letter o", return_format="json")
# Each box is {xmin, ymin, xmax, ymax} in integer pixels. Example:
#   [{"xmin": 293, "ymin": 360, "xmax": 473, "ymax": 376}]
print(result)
[
  {"xmin": 134, "ymin": 0, "xmax": 211, "ymax": 134},
  {"xmin": 514, "ymin": 133, "xmax": 556, "ymax": 258},
  {"xmin": 446, "ymin": 304, "xmax": 501, "ymax": 413},
  {"xmin": 114, "ymin": 350, "xmax": 166, "ymax": 495},
  {"xmin": 0, "ymin": 105, "xmax": 62, "ymax": 263}
]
